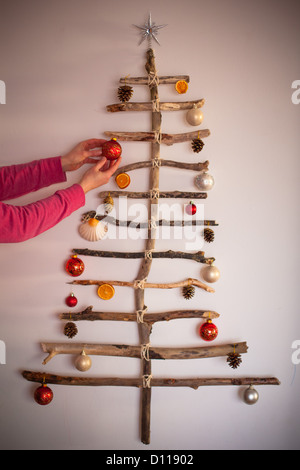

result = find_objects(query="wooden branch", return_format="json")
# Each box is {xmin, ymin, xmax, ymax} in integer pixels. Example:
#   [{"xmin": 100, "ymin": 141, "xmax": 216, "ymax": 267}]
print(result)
[
  {"xmin": 41, "ymin": 342, "xmax": 248, "ymax": 365},
  {"xmin": 106, "ymin": 99, "xmax": 205, "ymax": 113},
  {"xmin": 115, "ymin": 159, "xmax": 209, "ymax": 175},
  {"xmin": 137, "ymin": 48, "xmax": 160, "ymax": 445},
  {"xmin": 104, "ymin": 130, "xmax": 210, "ymax": 145},
  {"xmin": 98, "ymin": 190, "xmax": 207, "ymax": 199},
  {"xmin": 68, "ymin": 277, "xmax": 215, "ymax": 293},
  {"xmin": 22, "ymin": 371, "xmax": 281, "ymax": 388},
  {"xmin": 72, "ymin": 249, "xmax": 215, "ymax": 265},
  {"xmin": 119, "ymin": 75, "xmax": 190, "ymax": 85},
  {"xmin": 60, "ymin": 306, "xmax": 220, "ymax": 323},
  {"xmin": 83, "ymin": 212, "xmax": 219, "ymax": 228}
]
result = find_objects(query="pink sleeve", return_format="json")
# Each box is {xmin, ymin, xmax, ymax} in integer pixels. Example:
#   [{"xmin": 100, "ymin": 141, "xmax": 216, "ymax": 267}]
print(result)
[
  {"xmin": 0, "ymin": 157, "xmax": 66, "ymax": 201},
  {"xmin": 0, "ymin": 184, "xmax": 85, "ymax": 243}
]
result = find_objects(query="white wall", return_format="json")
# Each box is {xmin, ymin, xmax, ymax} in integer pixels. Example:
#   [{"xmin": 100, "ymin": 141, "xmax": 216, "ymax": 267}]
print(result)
[{"xmin": 0, "ymin": 0, "xmax": 299, "ymax": 450}]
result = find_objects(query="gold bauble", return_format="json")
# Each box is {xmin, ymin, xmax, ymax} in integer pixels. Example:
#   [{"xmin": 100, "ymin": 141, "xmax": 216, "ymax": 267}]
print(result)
[
  {"xmin": 74, "ymin": 350, "xmax": 92, "ymax": 372},
  {"xmin": 186, "ymin": 106, "xmax": 203, "ymax": 126},
  {"xmin": 201, "ymin": 264, "xmax": 220, "ymax": 283}
]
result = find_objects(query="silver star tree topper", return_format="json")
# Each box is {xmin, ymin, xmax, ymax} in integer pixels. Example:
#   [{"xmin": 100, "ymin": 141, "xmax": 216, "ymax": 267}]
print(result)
[{"xmin": 134, "ymin": 13, "xmax": 167, "ymax": 47}]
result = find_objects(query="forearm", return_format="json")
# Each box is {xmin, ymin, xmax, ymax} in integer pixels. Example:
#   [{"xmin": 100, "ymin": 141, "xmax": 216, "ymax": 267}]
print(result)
[
  {"xmin": 0, "ymin": 184, "xmax": 85, "ymax": 243},
  {"xmin": 0, "ymin": 157, "xmax": 66, "ymax": 201}
]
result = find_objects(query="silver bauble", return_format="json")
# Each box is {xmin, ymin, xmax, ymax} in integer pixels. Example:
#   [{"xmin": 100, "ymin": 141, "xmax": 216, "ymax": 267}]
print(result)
[
  {"xmin": 195, "ymin": 172, "xmax": 215, "ymax": 191},
  {"xmin": 186, "ymin": 106, "xmax": 203, "ymax": 126},
  {"xmin": 243, "ymin": 385, "xmax": 259, "ymax": 405},
  {"xmin": 74, "ymin": 350, "xmax": 92, "ymax": 372},
  {"xmin": 201, "ymin": 264, "xmax": 220, "ymax": 283}
]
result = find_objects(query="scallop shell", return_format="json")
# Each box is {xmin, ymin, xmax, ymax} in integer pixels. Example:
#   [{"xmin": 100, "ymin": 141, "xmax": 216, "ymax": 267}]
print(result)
[{"xmin": 78, "ymin": 219, "xmax": 108, "ymax": 242}]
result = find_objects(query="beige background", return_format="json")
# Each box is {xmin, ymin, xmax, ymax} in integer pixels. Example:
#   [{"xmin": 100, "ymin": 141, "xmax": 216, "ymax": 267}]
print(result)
[{"xmin": 0, "ymin": 0, "xmax": 299, "ymax": 450}]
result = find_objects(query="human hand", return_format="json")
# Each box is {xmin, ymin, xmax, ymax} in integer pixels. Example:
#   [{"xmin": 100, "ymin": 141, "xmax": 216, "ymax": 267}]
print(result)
[
  {"xmin": 61, "ymin": 138, "xmax": 107, "ymax": 172},
  {"xmin": 79, "ymin": 156, "xmax": 122, "ymax": 193}
]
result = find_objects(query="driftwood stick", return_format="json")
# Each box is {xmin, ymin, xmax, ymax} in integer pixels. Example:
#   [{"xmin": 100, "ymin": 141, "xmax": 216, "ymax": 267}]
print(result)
[
  {"xmin": 68, "ymin": 278, "xmax": 215, "ymax": 293},
  {"xmin": 72, "ymin": 249, "xmax": 215, "ymax": 265},
  {"xmin": 22, "ymin": 371, "xmax": 281, "ymax": 388},
  {"xmin": 120, "ymin": 75, "xmax": 190, "ymax": 85},
  {"xmin": 83, "ymin": 212, "xmax": 219, "ymax": 228},
  {"xmin": 115, "ymin": 159, "xmax": 209, "ymax": 175},
  {"xmin": 104, "ymin": 130, "xmax": 210, "ymax": 145},
  {"xmin": 41, "ymin": 342, "xmax": 248, "ymax": 365},
  {"xmin": 59, "ymin": 306, "xmax": 220, "ymax": 323},
  {"xmin": 106, "ymin": 99, "xmax": 205, "ymax": 113},
  {"xmin": 137, "ymin": 48, "xmax": 161, "ymax": 445},
  {"xmin": 98, "ymin": 190, "xmax": 207, "ymax": 199}
]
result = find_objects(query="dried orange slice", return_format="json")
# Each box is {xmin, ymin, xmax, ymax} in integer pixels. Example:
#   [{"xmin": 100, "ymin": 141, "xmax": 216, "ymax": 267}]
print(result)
[
  {"xmin": 175, "ymin": 80, "xmax": 188, "ymax": 94},
  {"xmin": 115, "ymin": 172, "xmax": 131, "ymax": 189},
  {"xmin": 97, "ymin": 283, "xmax": 115, "ymax": 300}
]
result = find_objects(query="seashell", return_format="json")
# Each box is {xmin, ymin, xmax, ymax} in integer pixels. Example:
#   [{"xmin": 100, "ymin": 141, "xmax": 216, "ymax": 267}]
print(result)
[
  {"xmin": 104, "ymin": 193, "xmax": 114, "ymax": 214},
  {"xmin": 78, "ymin": 218, "xmax": 108, "ymax": 242}
]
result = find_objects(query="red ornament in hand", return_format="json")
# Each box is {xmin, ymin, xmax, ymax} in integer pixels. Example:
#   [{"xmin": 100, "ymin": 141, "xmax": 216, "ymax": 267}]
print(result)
[
  {"xmin": 186, "ymin": 201, "xmax": 197, "ymax": 216},
  {"xmin": 102, "ymin": 138, "xmax": 122, "ymax": 161},
  {"xmin": 199, "ymin": 320, "xmax": 218, "ymax": 341},
  {"xmin": 65, "ymin": 293, "xmax": 78, "ymax": 307},
  {"xmin": 65, "ymin": 255, "xmax": 84, "ymax": 277},
  {"xmin": 34, "ymin": 384, "xmax": 53, "ymax": 406}
]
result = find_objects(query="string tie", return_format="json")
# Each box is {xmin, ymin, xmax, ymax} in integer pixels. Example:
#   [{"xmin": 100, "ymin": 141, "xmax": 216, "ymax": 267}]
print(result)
[
  {"xmin": 136, "ymin": 306, "xmax": 148, "ymax": 323},
  {"xmin": 142, "ymin": 374, "xmax": 152, "ymax": 388},
  {"xmin": 141, "ymin": 344, "xmax": 151, "ymax": 362}
]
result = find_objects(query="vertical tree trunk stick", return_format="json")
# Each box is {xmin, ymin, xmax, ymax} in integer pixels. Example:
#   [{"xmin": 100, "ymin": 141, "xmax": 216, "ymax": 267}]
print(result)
[{"xmin": 136, "ymin": 48, "xmax": 161, "ymax": 445}]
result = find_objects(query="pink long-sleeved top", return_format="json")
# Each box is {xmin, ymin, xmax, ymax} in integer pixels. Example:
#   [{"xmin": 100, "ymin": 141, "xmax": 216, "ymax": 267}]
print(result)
[{"xmin": 0, "ymin": 157, "xmax": 85, "ymax": 243}]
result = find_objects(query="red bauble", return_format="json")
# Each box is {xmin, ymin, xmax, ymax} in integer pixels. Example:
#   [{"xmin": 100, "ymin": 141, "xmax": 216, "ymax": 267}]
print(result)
[
  {"xmin": 34, "ymin": 384, "xmax": 53, "ymax": 406},
  {"xmin": 199, "ymin": 320, "xmax": 218, "ymax": 341},
  {"xmin": 65, "ymin": 255, "xmax": 85, "ymax": 277},
  {"xmin": 186, "ymin": 201, "xmax": 197, "ymax": 216},
  {"xmin": 65, "ymin": 293, "xmax": 78, "ymax": 307},
  {"xmin": 102, "ymin": 138, "xmax": 122, "ymax": 161}
]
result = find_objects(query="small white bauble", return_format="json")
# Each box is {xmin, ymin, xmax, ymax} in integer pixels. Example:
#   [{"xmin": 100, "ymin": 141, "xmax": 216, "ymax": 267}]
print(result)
[
  {"xmin": 186, "ymin": 106, "xmax": 203, "ymax": 126},
  {"xmin": 74, "ymin": 351, "xmax": 92, "ymax": 372},
  {"xmin": 195, "ymin": 172, "xmax": 214, "ymax": 191},
  {"xmin": 201, "ymin": 264, "xmax": 220, "ymax": 283},
  {"xmin": 243, "ymin": 385, "xmax": 259, "ymax": 405}
]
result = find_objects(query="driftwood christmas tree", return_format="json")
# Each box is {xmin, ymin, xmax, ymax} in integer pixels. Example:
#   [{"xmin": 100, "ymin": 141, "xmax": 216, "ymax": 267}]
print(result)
[{"xmin": 22, "ymin": 17, "xmax": 279, "ymax": 445}]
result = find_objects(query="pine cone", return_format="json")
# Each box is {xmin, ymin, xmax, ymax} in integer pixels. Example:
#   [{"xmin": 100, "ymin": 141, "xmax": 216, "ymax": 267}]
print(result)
[
  {"xmin": 204, "ymin": 228, "xmax": 215, "ymax": 243},
  {"xmin": 191, "ymin": 138, "xmax": 205, "ymax": 153},
  {"xmin": 227, "ymin": 352, "xmax": 242, "ymax": 369},
  {"xmin": 182, "ymin": 285, "xmax": 195, "ymax": 300},
  {"xmin": 104, "ymin": 193, "xmax": 114, "ymax": 214},
  {"xmin": 117, "ymin": 85, "xmax": 133, "ymax": 102},
  {"xmin": 64, "ymin": 322, "xmax": 78, "ymax": 339}
]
